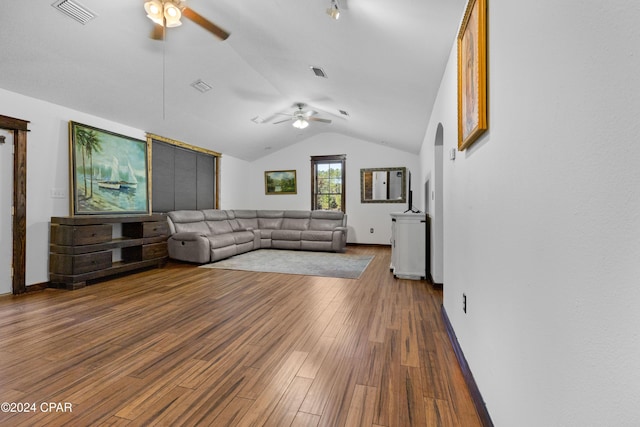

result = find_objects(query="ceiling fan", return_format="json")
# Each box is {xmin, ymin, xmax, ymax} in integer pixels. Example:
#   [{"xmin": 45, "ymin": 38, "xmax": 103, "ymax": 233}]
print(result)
[
  {"xmin": 144, "ymin": 0, "xmax": 230, "ymax": 41},
  {"xmin": 273, "ymin": 104, "xmax": 332, "ymax": 129}
]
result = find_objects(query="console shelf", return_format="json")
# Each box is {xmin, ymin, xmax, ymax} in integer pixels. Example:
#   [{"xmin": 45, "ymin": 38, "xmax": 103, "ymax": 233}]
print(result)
[{"xmin": 49, "ymin": 214, "xmax": 168, "ymax": 290}]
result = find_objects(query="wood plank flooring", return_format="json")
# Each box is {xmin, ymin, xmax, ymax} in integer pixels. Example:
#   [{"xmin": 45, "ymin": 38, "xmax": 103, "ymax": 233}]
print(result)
[{"xmin": 0, "ymin": 245, "xmax": 481, "ymax": 426}]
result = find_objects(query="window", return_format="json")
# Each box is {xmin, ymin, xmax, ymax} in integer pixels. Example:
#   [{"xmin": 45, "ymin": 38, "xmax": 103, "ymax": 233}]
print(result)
[
  {"xmin": 311, "ymin": 154, "xmax": 346, "ymax": 212},
  {"xmin": 148, "ymin": 134, "xmax": 220, "ymax": 212}
]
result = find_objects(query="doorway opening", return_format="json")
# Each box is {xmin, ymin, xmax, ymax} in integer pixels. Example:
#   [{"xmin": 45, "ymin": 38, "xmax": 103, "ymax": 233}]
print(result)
[
  {"xmin": 0, "ymin": 115, "xmax": 30, "ymax": 294},
  {"xmin": 432, "ymin": 123, "xmax": 444, "ymax": 286}
]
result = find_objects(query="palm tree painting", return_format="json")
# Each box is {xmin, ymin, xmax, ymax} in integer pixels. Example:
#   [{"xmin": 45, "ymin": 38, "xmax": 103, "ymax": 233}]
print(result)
[
  {"xmin": 74, "ymin": 127, "xmax": 102, "ymax": 200},
  {"xmin": 69, "ymin": 121, "xmax": 149, "ymax": 215}
]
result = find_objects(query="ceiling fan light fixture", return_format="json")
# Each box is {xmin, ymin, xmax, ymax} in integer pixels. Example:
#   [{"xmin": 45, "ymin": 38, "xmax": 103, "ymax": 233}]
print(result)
[
  {"xmin": 326, "ymin": 0, "xmax": 340, "ymax": 20},
  {"xmin": 144, "ymin": 0, "xmax": 164, "ymax": 24},
  {"xmin": 292, "ymin": 118, "xmax": 309, "ymax": 129},
  {"xmin": 164, "ymin": 2, "xmax": 182, "ymax": 27}
]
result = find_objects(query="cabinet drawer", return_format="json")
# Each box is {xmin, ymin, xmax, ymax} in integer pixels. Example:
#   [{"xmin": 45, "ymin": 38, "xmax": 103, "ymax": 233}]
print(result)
[
  {"xmin": 50, "ymin": 251, "xmax": 112, "ymax": 275},
  {"xmin": 142, "ymin": 242, "xmax": 168, "ymax": 260},
  {"xmin": 143, "ymin": 221, "xmax": 168, "ymax": 238},
  {"xmin": 51, "ymin": 224, "xmax": 111, "ymax": 246},
  {"xmin": 122, "ymin": 221, "xmax": 168, "ymax": 238}
]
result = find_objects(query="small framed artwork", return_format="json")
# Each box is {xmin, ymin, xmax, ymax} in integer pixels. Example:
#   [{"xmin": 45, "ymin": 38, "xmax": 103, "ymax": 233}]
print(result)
[
  {"xmin": 265, "ymin": 170, "xmax": 297, "ymax": 195},
  {"xmin": 69, "ymin": 121, "xmax": 150, "ymax": 215},
  {"xmin": 457, "ymin": 0, "xmax": 488, "ymax": 151}
]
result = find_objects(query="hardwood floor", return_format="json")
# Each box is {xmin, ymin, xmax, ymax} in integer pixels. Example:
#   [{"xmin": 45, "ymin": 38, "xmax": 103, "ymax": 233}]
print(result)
[{"xmin": 0, "ymin": 245, "xmax": 481, "ymax": 426}]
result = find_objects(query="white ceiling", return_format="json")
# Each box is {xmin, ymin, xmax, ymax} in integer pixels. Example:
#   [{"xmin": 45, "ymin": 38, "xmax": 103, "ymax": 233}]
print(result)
[{"xmin": 0, "ymin": 0, "xmax": 465, "ymax": 161}]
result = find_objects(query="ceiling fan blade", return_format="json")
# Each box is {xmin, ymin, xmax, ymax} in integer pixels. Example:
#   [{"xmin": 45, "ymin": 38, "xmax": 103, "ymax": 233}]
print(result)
[
  {"xmin": 309, "ymin": 117, "xmax": 332, "ymax": 124},
  {"xmin": 273, "ymin": 118, "xmax": 292, "ymax": 124},
  {"xmin": 182, "ymin": 7, "xmax": 230, "ymax": 40},
  {"xmin": 151, "ymin": 23, "xmax": 165, "ymax": 40},
  {"xmin": 304, "ymin": 110, "xmax": 318, "ymax": 117}
]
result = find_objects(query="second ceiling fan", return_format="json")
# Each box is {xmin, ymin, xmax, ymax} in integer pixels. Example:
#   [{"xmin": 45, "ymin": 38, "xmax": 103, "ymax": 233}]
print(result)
[
  {"xmin": 144, "ymin": 0, "xmax": 230, "ymax": 41},
  {"xmin": 273, "ymin": 104, "xmax": 332, "ymax": 129}
]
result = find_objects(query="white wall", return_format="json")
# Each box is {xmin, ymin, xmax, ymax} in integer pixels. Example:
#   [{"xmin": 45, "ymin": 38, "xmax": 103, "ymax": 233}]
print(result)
[
  {"xmin": 0, "ymin": 88, "xmax": 148, "ymax": 288},
  {"xmin": 0, "ymin": 88, "xmax": 249, "ymax": 289},
  {"xmin": 219, "ymin": 154, "xmax": 251, "ymax": 209},
  {"xmin": 235, "ymin": 132, "xmax": 420, "ymax": 245},
  {"xmin": 420, "ymin": 1, "xmax": 640, "ymax": 425},
  {"xmin": 0, "ymin": 87, "xmax": 419, "ymax": 289}
]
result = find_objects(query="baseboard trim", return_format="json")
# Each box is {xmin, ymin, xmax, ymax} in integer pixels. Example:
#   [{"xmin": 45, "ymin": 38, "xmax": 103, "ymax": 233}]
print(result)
[
  {"xmin": 26, "ymin": 282, "xmax": 49, "ymax": 293},
  {"xmin": 441, "ymin": 306, "xmax": 494, "ymax": 427},
  {"xmin": 346, "ymin": 242, "xmax": 390, "ymax": 247}
]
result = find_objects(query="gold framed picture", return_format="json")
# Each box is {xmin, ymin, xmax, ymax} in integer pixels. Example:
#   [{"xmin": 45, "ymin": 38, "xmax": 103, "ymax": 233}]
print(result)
[
  {"xmin": 457, "ymin": 0, "xmax": 488, "ymax": 150},
  {"xmin": 265, "ymin": 170, "xmax": 297, "ymax": 195},
  {"xmin": 69, "ymin": 121, "xmax": 150, "ymax": 215}
]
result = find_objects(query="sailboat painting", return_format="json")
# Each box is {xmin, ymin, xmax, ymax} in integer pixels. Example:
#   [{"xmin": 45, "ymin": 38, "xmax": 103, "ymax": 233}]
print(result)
[{"xmin": 69, "ymin": 121, "xmax": 150, "ymax": 215}]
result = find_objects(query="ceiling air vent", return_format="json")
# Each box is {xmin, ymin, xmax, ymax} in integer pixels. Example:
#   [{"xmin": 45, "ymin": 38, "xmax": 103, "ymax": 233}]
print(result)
[
  {"xmin": 52, "ymin": 0, "xmax": 97, "ymax": 25},
  {"xmin": 191, "ymin": 79, "xmax": 213, "ymax": 93},
  {"xmin": 310, "ymin": 66, "xmax": 327, "ymax": 78},
  {"xmin": 339, "ymin": 109, "xmax": 350, "ymax": 116}
]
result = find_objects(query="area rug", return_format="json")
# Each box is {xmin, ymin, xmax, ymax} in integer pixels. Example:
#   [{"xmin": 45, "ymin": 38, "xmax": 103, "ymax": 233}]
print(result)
[{"xmin": 199, "ymin": 249, "xmax": 374, "ymax": 279}]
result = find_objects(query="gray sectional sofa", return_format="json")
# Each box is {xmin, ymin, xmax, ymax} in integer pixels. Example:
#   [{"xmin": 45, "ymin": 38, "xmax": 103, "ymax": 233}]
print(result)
[{"xmin": 166, "ymin": 209, "xmax": 348, "ymax": 264}]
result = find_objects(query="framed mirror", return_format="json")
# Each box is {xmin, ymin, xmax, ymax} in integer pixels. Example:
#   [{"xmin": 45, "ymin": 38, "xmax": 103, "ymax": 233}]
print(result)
[{"xmin": 360, "ymin": 167, "xmax": 406, "ymax": 203}]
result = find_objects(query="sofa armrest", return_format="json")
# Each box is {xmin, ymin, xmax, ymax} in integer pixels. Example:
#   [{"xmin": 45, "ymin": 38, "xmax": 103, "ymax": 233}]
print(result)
[
  {"xmin": 171, "ymin": 231, "xmax": 208, "ymax": 241},
  {"xmin": 168, "ymin": 232, "xmax": 210, "ymax": 263},
  {"xmin": 331, "ymin": 228, "xmax": 348, "ymax": 252}
]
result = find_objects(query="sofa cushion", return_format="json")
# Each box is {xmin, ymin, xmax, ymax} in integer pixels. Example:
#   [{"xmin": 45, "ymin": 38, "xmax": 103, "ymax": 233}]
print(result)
[
  {"xmin": 282, "ymin": 218, "xmax": 309, "ymax": 230},
  {"xmin": 233, "ymin": 210, "xmax": 258, "ymax": 230},
  {"xmin": 168, "ymin": 210, "xmax": 205, "ymax": 223},
  {"xmin": 271, "ymin": 229, "xmax": 302, "ymax": 241},
  {"xmin": 168, "ymin": 210, "xmax": 210, "ymax": 235},
  {"xmin": 301, "ymin": 230, "xmax": 334, "ymax": 241},
  {"xmin": 258, "ymin": 209, "xmax": 285, "ymax": 218},
  {"xmin": 259, "ymin": 229, "xmax": 274, "ymax": 239},
  {"xmin": 207, "ymin": 219, "xmax": 234, "ymax": 235},
  {"xmin": 282, "ymin": 210, "xmax": 311, "ymax": 230},
  {"xmin": 311, "ymin": 210, "xmax": 343, "ymax": 220},
  {"xmin": 272, "ymin": 240, "xmax": 301, "ymax": 250},
  {"xmin": 259, "ymin": 217, "xmax": 283, "ymax": 229},
  {"xmin": 175, "ymin": 221, "xmax": 210, "ymax": 234},
  {"xmin": 310, "ymin": 216, "xmax": 344, "ymax": 231},
  {"xmin": 207, "ymin": 233, "xmax": 235, "ymax": 249},
  {"xmin": 232, "ymin": 230, "xmax": 255, "ymax": 245},
  {"xmin": 257, "ymin": 210, "xmax": 284, "ymax": 229},
  {"xmin": 284, "ymin": 210, "xmax": 311, "ymax": 219},
  {"xmin": 202, "ymin": 209, "xmax": 228, "ymax": 221}
]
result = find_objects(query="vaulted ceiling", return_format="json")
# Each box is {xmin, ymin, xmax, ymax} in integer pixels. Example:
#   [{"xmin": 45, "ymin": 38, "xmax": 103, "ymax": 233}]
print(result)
[{"xmin": 0, "ymin": 0, "xmax": 465, "ymax": 160}]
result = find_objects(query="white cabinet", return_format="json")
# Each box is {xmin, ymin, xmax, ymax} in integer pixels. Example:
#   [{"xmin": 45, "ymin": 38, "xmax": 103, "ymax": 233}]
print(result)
[{"xmin": 390, "ymin": 212, "xmax": 426, "ymax": 280}]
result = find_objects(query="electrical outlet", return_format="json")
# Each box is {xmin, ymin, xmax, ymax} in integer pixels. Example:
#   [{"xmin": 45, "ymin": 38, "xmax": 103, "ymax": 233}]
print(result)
[
  {"xmin": 463, "ymin": 293, "xmax": 467, "ymax": 313},
  {"xmin": 50, "ymin": 188, "xmax": 66, "ymax": 199},
  {"xmin": 369, "ymin": 228, "xmax": 374, "ymax": 233}
]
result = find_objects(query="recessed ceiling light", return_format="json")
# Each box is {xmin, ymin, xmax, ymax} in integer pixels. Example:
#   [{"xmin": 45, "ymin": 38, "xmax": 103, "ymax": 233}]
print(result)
[{"xmin": 190, "ymin": 79, "xmax": 213, "ymax": 93}]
